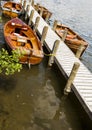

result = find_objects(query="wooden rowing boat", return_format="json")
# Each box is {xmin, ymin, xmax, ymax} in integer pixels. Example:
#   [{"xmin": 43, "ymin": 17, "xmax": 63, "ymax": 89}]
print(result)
[
  {"xmin": 34, "ymin": 4, "xmax": 52, "ymax": 20},
  {"xmin": 1, "ymin": 1, "xmax": 22, "ymax": 18},
  {"xmin": 55, "ymin": 24, "xmax": 88, "ymax": 56},
  {"xmin": 4, "ymin": 17, "xmax": 44, "ymax": 65}
]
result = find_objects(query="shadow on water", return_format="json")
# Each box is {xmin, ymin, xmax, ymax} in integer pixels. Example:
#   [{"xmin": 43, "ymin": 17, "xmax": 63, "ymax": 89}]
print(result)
[{"xmin": 0, "ymin": 76, "xmax": 17, "ymax": 92}]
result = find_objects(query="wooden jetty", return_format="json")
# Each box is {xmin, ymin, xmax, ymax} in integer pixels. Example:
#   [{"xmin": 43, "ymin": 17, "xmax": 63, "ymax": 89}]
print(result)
[{"xmin": 20, "ymin": 0, "xmax": 92, "ymax": 120}]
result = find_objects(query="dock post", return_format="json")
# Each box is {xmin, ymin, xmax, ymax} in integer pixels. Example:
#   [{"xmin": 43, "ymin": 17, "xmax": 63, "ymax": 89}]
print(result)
[
  {"xmin": 31, "ymin": 0, "xmax": 34, "ymax": 6},
  {"xmin": 28, "ymin": 10, "xmax": 34, "ymax": 26},
  {"xmin": 29, "ymin": 0, "xmax": 32, "ymax": 3},
  {"xmin": 45, "ymin": 13, "xmax": 50, "ymax": 22},
  {"xmin": 20, "ymin": 0, "xmax": 22, "ymax": 4},
  {"xmin": 62, "ymin": 28, "xmax": 68, "ymax": 41},
  {"xmin": 48, "ymin": 40, "xmax": 60, "ymax": 66},
  {"xmin": 64, "ymin": 62, "xmax": 80, "ymax": 95},
  {"xmin": 35, "ymin": 3, "xmax": 39, "ymax": 11},
  {"xmin": 39, "ymin": 8, "xmax": 44, "ymax": 17},
  {"xmin": 52, "ymin": 20, "xmax": 58, "ymax": 31},
  {"xmin": 76, "ymin": 44, "xmax": 85, "ymax": 58},
  {"xmin": 33, "ymin": 17, "xmax": 40, "ymax": 32},
  {"xmin": 41, "ymin": 26, "xmax": 48, "ymax": 45},
  {"xmin": 22, "ymin": 0, "xmax": 26, "ymax": 14},
  {"xmin": 25, "ymin": 4, "xmax": 30, "ymax": 20}
]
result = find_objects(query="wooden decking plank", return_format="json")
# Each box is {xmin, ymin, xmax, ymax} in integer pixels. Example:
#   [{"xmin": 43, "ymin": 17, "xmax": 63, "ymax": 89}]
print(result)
[
  {"xmin": 75, "ymin": 75, "xmax": 92, "ymax": 79},
  {"xmin": 74, "ymin": 79, "xmax": 92, "ymax": 83},
  {"xmin": 86, "ymin": 102, "xmax": 92, "ymax": 105},
  {"xmin": 80, "ymin": 93, "xmax": 92, "ymax": 96},
  {"xmin": 79, "ymin": 90, "xmax": 92, "ymax": 93},
  {"xmin": 74, "ymin": 83, "xmax": 92, "ymax": 87},
  {"xmin": 85, "ymin": 98, "xmax": 92, "ymax": 101},
  {"xmin": 76, "ymin": 86, "xmax": 92, "ymax": 89},
  {"xmin": 84, "ymin": 94, "xmax": 92, "ymax": 98}
]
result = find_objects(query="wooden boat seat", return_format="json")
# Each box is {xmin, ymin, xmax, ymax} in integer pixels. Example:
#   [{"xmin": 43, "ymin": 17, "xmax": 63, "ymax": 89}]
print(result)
[
  {"xmin": 10, "ymin": 33, "xmax": 30, "ymax": 47},
  {"xmin": 66, "ymin": 34, "xmax": 77, "ymax": 39},
  {"xmin": 13, "ymin": 33, "xmax": 29, "ymax": 40},
  {"xmin": 16, "ymin": 47, "xmax": 31, "ymax": 55},
  {"xmin": 32, "ymin": 50, "xmax": 43, "ymax": 58},
  {"xmin": 11, "ymin": 22, "xmax": 22, "ymax": 27},
  {"xmin": 11, "ymin": 23, "xmax": 28, "ymax": 31},
  {"xmin": 57, "ymin": 29, "xmax": 77, "ymax": 39},
  {"xmin": 3, "ymin": 5, "xmax": 11, "ymax": 9},
  {"xmin": 17, "ymin": 36, "xmax": 27, "ymax": 43}
]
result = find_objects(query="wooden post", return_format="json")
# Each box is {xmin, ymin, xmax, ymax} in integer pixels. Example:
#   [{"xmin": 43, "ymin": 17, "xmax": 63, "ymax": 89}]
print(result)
[
  {"xmin": 22, "ymin": 0, "xmax": 26, "ymax": 14},
  {"xmin": 25, "ymin": 4, "xmax": 30, "ymax": 20},
  {"xmin": 45, "ymin": 12, "xmax": 50, "ymax": 22},
  {"xmin": 62, "ymin": 28, "xmax": 68, "ymax": 41},
  {"xmin": 39, "ymin": 8, "xmax": 43, "ymax": 17},
  {"xmin": 52, "ymin": 20, "xmax": 58, "ymax": 31},
  {"xmin": 31, "ymin": 0, "xmax": 34, "ymax": 6},
  {"xmin": 29, "ymin": 1, "xmax": 32, "ymax": 7},
  {"xmin": 64, "ymin": 62, "xmax": 80, "ymax": 95},
  {"xmin": 20, "ymin": 0, "xmax": 22, "ymax": 4},
  {"xmin": 41, "ymin": 26, "xmax": 48, "ymax": 45},
  {"xmin": 28, "ymin": 10, "xmax": 34, "ymax": 26},
  {"xmin": 33, "ymin": 17, "xmax": 40, "ymax": 32},
  {"xmin": 48, "ymin": 40, "xmax": 60, "ymax": 66},
  {"xmin": 35, "ymin": 3, "xmax": 40, "ymax": 11},
  {"xmin": 29, "ymin": 0, "xmax": 32, "ymax": 3},
  {"xmin": 76, "ymin": 44, "xmax": 85, "ymax": 58}
]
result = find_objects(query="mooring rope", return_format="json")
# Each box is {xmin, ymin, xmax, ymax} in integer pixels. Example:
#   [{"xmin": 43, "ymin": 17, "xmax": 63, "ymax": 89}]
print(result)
[{"xmin": 43, "ymin": 52, "xmax": 56, "ymax": 56}]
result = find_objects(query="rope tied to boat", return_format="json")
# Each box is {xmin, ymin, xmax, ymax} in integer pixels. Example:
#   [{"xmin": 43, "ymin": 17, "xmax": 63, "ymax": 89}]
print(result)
[{"xmin": 43, "ymin": 52, "xmax": 56, "ymax": 56}]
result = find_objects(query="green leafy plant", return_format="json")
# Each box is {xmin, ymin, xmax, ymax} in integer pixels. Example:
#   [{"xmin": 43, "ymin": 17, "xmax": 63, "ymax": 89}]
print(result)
[{"xmin": 0, "ymin": 48, "xmax": 22, "ymax": 75}]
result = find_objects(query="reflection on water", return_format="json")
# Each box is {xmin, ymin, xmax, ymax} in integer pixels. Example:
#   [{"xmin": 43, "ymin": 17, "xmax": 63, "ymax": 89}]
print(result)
[
  {"xmin": 0, "ymin": 63, "xmax": 83, "ymax": 130},
  {"xmin": 0, "ymin": 2, "xmax": 91, "ymax": 130}
]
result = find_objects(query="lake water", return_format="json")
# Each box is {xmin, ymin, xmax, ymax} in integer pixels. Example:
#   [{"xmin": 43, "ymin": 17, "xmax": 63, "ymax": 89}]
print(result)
[{"xmin": 0, "ymin": 0, "xmax": 92, "ymax": 130}]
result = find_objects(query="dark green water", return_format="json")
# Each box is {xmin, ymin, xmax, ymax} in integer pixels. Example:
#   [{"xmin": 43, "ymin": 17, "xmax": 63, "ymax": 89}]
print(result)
[{"xmin": 0, "ymin": 2, "xmax": 92, "ymax": 130}]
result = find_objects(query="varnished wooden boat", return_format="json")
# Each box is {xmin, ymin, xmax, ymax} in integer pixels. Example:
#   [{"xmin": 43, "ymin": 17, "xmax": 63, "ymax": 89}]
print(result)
[
  {"xmin": 55, "ymin": 24, "xmax": 88, "ymax": 55},
  {"xmin": 34, "ymin": 4, "xmax": 52, "ymax": 20},
  {"xmin": 1, "ymin": 1, "xmax": 22, "ymax": 18},
  {"xmin": 4, "ymin": 17, "xmax": 44, "ymax": 65}
]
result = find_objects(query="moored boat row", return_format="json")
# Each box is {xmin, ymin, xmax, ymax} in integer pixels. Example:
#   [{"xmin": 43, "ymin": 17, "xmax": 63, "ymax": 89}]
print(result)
[
  {"xmin": 0, "ymin": 0, "xmax": 45, "ymax": 66},
  {"xmin": 0, "ymin": 0, "xmax": 89, "ymax": 67}
]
